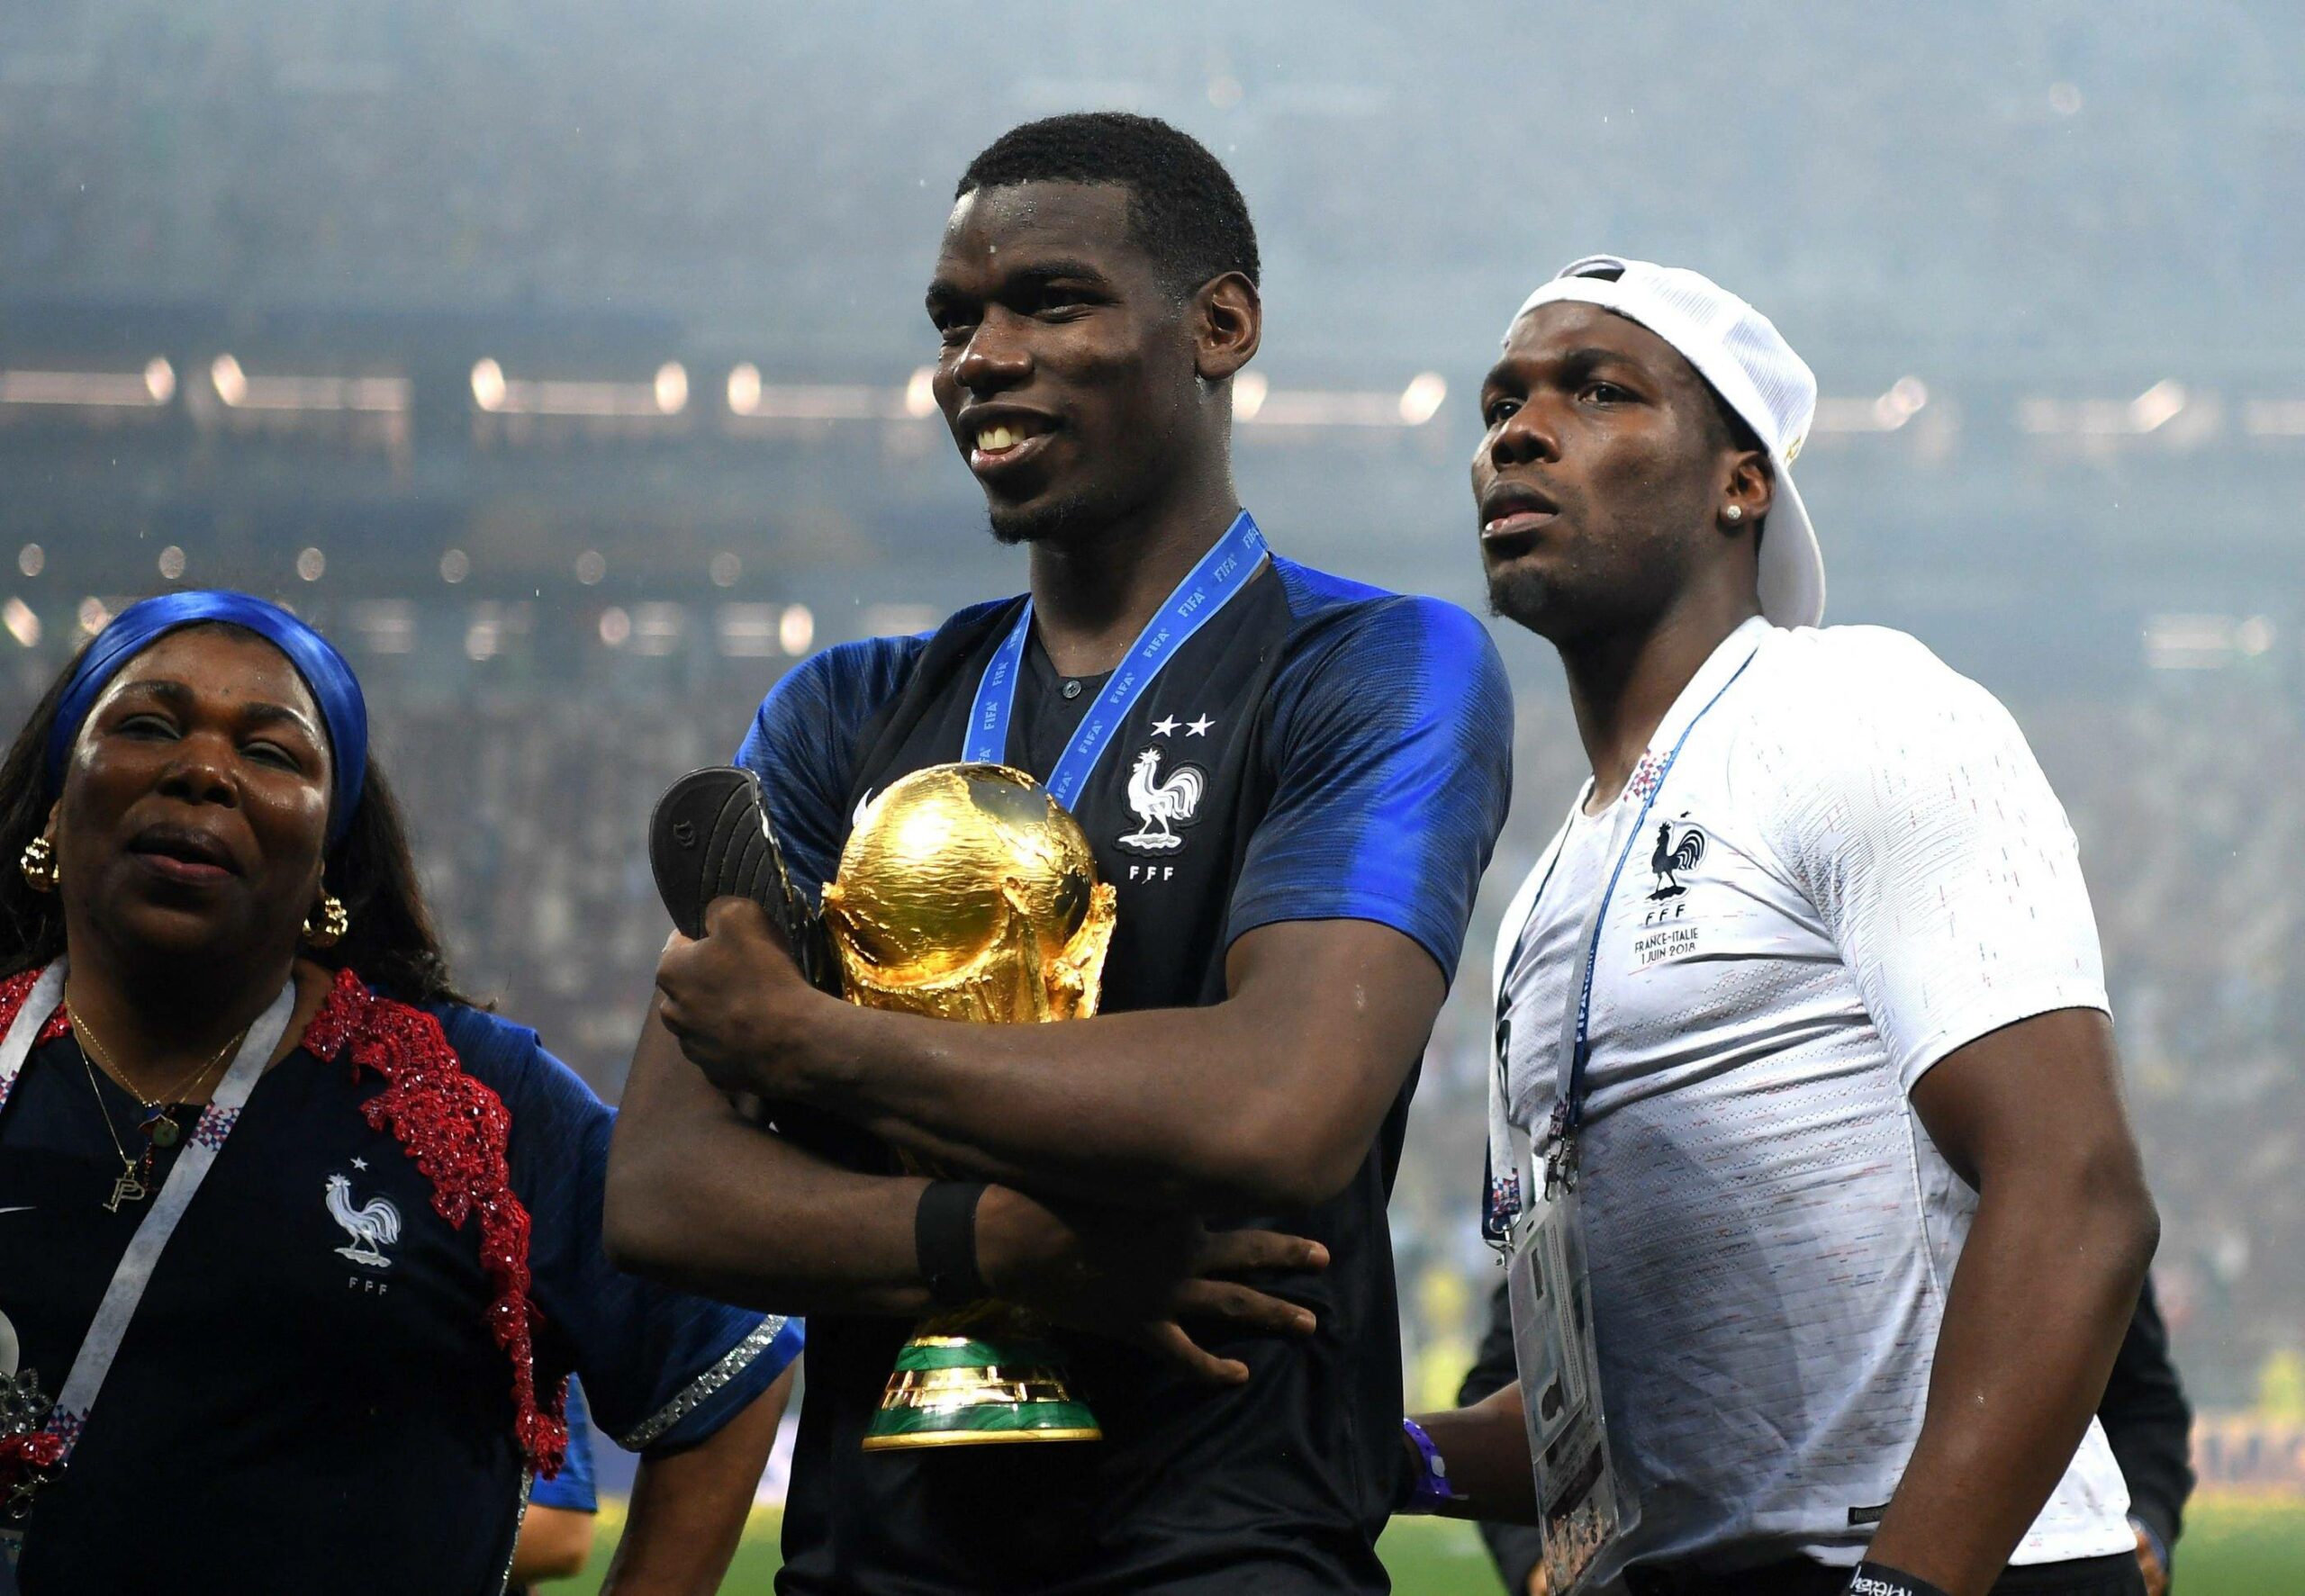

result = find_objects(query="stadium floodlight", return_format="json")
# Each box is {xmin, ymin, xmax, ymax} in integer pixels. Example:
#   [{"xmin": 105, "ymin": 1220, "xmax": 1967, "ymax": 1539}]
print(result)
[
  {"xmin": 17, "ymin": 545, "xmax": 43, "ymax": 578},
  {"xmin": 1233, "ymin": 371, "xmax": 1269, "ymax": 421},
  {"xmin": 655, "ymin": 363, "xmax": 690, "ymax": 416},
  {"xmin": 1239, "ymin": 378, "xmax": 1447, "ymax": 428},
  {"xmin": 439, "ymin": 548, "xmax": 472, "ymax": 584},
  {"xmin": 0, "ymin": 356, "xmax": 179, "ymax": 410},
  {"xmin": 903, "ymin": 366, "xmax": 937, "ymax": 419},
  {"xmin": 296, "ymin": 548, "xmax": 326, "ymax": 582},
  {"xmin": 1872, "ymin": 377, "xmax": 1929, "ymax": 429},
  {"xmin": 77, "ymin": 597, "xmax": 111, "ymax": 636},
  {"xmin": 2, "ymin": 599, "xmax": 39, "ymax": 650},
  {"xmin": 728, "ymin": 363, "xmax": 764, "ymax": 417},
  {"xmin": 158, "ymin": 546, "xmax": 187, "ymax": 581},
  {"xmin": 211, "ymin": 354, "xmax": 249, "ymax": 407},
  {"xmin": 2129, "ymin": 380, "xmax": 2186, "ymax": 434},
  {"xmin": 779, "ymin": 603, "xmax": 815, "ymax": 655},
  {"xmin": 471, "ymin": 358, "xmax": 509, "ymax": 412},
  {"xmin": 1397, "ymin": 372, "xmax": 1448, "ymax": 426}
]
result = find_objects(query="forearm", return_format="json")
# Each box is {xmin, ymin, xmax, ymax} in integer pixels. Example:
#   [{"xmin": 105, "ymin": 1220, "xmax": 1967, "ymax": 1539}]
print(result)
[
  {"xmin": 775, "ymin": 920, "xmax": 1441, "ymax": 1211},
  {"xmin": 1409, "ymin": 1382, "xmax": 1539, "ymax": 1524},
  {"xmin": 799, "ymin": 996, "xmax": 1304, "ymax": 1207},
  {"xmin": 1866, "ymin": 1174, "xmax": 2157, "ymax": 1594},
  {"xmin": 605, "ymin": 1008, "xmax": 935, "ymax": 1316},
  {"xmin": 599, "ymin": 1367, "xmax": 792, "ymax": 1596}
]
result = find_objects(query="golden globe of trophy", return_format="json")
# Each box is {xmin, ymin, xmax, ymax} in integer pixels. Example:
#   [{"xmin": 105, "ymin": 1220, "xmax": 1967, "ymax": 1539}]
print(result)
[{"xmin": 819, "ymin": 762, "xmax": 1117, "ymax": 1449}]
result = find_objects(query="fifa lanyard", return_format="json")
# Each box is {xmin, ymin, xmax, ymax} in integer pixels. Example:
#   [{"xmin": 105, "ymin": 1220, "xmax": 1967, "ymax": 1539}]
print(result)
[
  {"xmin": 0, "ymin": 960, "xmax": 294, "ymax": 1473},
  {"xmin": 1532, "ymin": 649, "xmax": 1758, "ymax": 1195},
  {"xmin": 963, "ymin": 510, "xmax": 1269, "ymax": 809}
]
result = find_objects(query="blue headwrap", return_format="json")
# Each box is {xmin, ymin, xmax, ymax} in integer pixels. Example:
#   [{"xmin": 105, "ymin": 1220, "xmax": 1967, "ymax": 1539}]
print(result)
[{"xmin": 45, "ymin": 591, "xmax": 370, "ymax": 846}]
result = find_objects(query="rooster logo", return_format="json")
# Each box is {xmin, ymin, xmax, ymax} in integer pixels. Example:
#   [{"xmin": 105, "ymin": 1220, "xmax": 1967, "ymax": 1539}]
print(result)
[
  {"xmin": 1118, "ymin": 747, "xmax": 1206, "ymax": 853},
  {"xmin": 325, "ymin": 1174, "xmax": 402, "ymax": 1269},
  {"xmin": 1648, "ymin": 822, "xmax": 1705, "ymax": 900}
]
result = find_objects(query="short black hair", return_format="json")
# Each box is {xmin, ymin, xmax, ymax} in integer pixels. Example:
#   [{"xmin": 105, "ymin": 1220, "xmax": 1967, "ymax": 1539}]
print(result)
[{"xmin": 956, "ymin": 112, "xmax": 1259, "ymax": 296}]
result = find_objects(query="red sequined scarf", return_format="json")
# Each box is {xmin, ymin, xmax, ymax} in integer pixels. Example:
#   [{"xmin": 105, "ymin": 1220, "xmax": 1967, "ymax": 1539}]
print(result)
[{"xmin": 0, "ymin": 965, "xmax": 567, "ymax": 1478}]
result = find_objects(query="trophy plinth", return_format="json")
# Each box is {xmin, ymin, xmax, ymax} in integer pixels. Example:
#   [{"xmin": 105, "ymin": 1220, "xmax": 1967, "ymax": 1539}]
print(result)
[
  {"xmin": 821, "ymin": 762, "xmax": 1116, "ymax": 1452},
  {"xmin": 860, "ymin": 1336, "xmax": 1101, "ymax": 1450}
]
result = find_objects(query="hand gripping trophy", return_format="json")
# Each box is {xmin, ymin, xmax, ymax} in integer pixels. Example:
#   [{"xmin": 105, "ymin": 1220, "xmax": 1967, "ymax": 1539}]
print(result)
[{"xmin": 651, "ymin": 761, "xmax": 1116, "ymax": 1450}]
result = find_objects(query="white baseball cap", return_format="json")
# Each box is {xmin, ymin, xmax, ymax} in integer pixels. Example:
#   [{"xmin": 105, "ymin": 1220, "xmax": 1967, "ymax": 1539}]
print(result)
[{"xmin": 1509, "ymin": 255, "xmax": 1824, "ymax": 628}]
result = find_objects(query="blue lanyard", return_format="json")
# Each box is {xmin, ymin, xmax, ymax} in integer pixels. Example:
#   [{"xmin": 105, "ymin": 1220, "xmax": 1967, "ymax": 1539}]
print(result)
[
  {"xmin": 963, "ymin": 510, "xmax": 1269, "ymax": 810},
  {"xmin": 1550, "ymin": 649, "xmax": 1759, "ymax": 1146}
]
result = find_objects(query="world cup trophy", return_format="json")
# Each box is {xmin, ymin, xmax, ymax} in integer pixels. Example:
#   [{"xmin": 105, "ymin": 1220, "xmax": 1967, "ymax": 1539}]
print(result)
[
  {"xmin": 648, "ymin": 760, "xmax": 1116, "ymax": 1450},
  {"xmin": 823, "ymin": 762, "xmax": 1116, "ymax": 1449}
]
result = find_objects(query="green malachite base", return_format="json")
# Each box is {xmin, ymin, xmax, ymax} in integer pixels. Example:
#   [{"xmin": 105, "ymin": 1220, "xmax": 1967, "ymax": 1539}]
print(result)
[{"xmin": 863, "ymin": 1334, "xmax": 1102, "ymax": 1451}]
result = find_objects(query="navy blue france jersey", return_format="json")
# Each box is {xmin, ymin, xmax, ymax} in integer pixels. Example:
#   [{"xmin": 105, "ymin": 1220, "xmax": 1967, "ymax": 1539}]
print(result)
[
  {"xmin": 0, "ymin": 982, "xmax": 800, "ymax": 1596},
  {"xmin": 736, "ymin": 547, "xmax": 1513, "ymax": 1596}
]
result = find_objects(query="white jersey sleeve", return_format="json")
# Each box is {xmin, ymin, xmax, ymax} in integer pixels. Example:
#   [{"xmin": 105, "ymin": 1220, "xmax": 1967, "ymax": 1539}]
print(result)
[{"xmin": 1747, "ymin": 628, "xmax": 2110, "ymax": 1091}]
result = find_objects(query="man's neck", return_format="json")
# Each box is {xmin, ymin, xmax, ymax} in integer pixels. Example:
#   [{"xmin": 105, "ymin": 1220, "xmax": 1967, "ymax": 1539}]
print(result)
[
  {"xmin": 1026, "ymin": 476, "xmax": 1243, "ymax": 678},
  {"xmin": 1561, "ymin": 589, "xmax": 1761, "ymax": 814}
]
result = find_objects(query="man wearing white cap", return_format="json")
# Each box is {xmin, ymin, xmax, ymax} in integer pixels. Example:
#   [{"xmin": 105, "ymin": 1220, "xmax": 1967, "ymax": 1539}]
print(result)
[{"xmin": 1392, "ymin": 258, "xmax": 2159, "ymax": 1596}]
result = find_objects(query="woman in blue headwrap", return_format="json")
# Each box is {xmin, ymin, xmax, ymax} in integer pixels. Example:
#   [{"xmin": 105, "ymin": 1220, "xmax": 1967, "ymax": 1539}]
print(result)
[{"xmin": 0, "ymin": 593, "xmax": 798, "ymax": 1595}]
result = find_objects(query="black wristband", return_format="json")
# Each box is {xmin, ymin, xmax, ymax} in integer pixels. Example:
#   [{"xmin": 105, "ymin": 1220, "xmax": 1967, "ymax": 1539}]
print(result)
[
  {"xmin": 915, "ymin": 1180, "xmax": 990, "ymax": 1307},
  {"xmin": 1847, "ymin": 1564, "xmax": 1953, "ymax": 1596}
]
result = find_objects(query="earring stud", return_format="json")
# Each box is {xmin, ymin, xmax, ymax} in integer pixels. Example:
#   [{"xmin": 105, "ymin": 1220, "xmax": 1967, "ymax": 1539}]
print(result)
[{"xmin": 1723, "ymin": 504, "xmax": 1745, "ymax": 523}]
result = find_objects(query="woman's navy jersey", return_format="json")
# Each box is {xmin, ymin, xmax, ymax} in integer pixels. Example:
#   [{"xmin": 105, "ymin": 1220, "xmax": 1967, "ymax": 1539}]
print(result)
[
  {"xmin": 736, "ymin": 549, "xmax": 1514, "ymax": 1595},
  {"xmin": 0, "ymin": 993, "xmax": 800, "ymax": 1596}
]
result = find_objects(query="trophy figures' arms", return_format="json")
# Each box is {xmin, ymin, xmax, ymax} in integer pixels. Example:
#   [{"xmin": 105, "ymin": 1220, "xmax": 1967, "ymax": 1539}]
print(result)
[
  {"xmin": 608, "ymin": 1001, "xmax": 1326, "ymax": 1375},
  {"xmin": 658, "ymin": 904, "xmax": 1445, "ymax": 1213}
]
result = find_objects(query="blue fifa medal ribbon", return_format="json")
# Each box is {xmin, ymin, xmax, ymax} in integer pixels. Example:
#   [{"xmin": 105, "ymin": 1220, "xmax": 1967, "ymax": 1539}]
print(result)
[
  {"xmin": 1542, "ymin": 650, "xmax": 1758, "ymax": 1187},
  {"xmin": 963, "ymin": 510, "xmax": 1269, "ymax": 809}
]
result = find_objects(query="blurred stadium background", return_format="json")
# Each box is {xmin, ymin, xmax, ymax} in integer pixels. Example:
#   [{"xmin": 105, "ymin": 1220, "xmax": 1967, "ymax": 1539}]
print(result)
[{"xmin": 5, "ymin": 1, "xmax": 2303, "ymax": 1581}]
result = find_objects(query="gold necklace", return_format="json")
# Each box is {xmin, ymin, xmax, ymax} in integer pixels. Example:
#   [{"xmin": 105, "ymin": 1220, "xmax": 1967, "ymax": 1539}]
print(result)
[
  {"xmin": 77, "ymin": 1048, "xmax": 152, "ymax": 1213},
  {"xmin": 67, "ymin": 1003, "xmax": 249, "ymax": 1152}
]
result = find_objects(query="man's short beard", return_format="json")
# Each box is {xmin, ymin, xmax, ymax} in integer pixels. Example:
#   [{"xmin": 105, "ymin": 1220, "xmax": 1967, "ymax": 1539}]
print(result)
[
  {"xmin": 1486, "ymin": 564, "xmax": 1559, "ymax": 634},
  {"xmin": 984, "ymin": 479, "xmax": 1142, "ymax": 547}
]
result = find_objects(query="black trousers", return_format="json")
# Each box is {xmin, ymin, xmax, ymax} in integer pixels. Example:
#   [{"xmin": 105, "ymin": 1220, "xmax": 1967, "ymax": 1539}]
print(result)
[{"xmin": 1622, "ymin": 1551, "xmax": 2145, "ymax": 1596}]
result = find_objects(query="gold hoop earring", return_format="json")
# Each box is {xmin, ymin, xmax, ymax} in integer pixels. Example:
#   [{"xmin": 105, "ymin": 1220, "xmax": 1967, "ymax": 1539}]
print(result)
[
  {"xmin": 19, "ymin": 835, "xmax": 58, "ymax": 893},
  {"xmin": 302, "ymin": 892, "xmax": 349, "ymax": 948}
]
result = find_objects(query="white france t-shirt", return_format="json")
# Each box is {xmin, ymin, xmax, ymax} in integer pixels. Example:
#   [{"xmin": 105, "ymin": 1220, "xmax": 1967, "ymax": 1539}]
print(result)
[{"xmin": 1495, "ymin": 616, "xmax": 2133, "ymax": 1574}]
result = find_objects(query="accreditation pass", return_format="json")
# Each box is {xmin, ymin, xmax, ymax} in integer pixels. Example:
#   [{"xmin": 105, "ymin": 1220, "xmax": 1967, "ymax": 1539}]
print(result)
[{"xmin": 1506, "ymin": 1182, "xmax": 1629, "ymax": 1594}]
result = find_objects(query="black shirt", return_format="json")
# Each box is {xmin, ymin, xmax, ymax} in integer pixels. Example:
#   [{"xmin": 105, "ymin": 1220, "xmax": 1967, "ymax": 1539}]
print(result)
[{"xmin": 736, "ymin": 552, "xmax": 1514, "ymax": 1594}]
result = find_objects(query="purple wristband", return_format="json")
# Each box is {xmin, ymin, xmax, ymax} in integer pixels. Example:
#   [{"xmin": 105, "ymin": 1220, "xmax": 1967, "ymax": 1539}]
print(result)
[
  {"xmin": 1848, "ymin": 1564, "xmax": 1953, "ymax": 1596},
  {"xmin": 1400, "ymin": 1417, "xmax": 1467, "ymax": 1513}
]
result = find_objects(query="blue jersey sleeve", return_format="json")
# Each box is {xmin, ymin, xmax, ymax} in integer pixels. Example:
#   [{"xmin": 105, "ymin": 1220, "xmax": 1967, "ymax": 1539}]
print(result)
[
  {"xmin": 436, "ymin": 1005, "xmax": 804, "ymax": 1459},
  {"xmin": 1225, "ymin": 592, "xmax": 1513, "ymax": 982},
  {"xmin": 527, "ymin": 1377, "xmax": 600, "ymax": 1512},
  {"xmin": 733, "ymin": 636, "xmax": 928, "ymax": 897}
]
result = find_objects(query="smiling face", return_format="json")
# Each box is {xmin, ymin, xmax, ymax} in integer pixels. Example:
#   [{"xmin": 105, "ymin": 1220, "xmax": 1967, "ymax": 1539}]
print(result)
[
  {"xmin": 1474, "ymin": 301, "xmax": 1766, "ymax": 645},
  {"xmin": 50, "ymin": 625, "xmax": 333, "ymax": 970},
  {"xmin": 926, "ymin": 181, "xmax": 1225, "ymax": 546}
]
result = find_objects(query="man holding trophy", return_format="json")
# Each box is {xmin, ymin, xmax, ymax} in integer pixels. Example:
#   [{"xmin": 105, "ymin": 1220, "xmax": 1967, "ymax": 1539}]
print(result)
[{"xmin": 604, "ymin": 112, "xmax": 1512, "ymax": 1593}]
